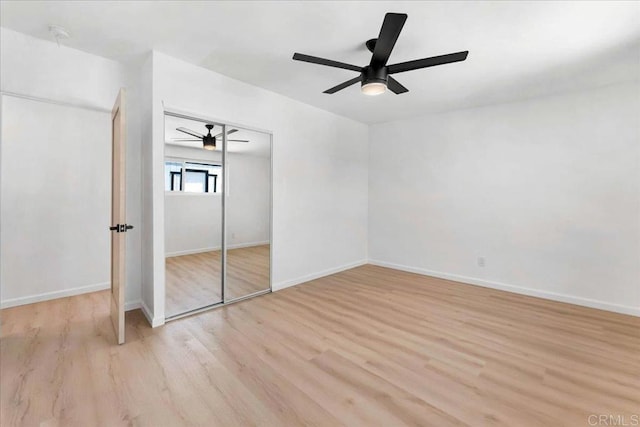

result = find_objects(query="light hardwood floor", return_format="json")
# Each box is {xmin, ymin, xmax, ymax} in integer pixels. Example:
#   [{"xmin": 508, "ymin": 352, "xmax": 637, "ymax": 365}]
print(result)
[
  {"xmin": 1, "ymin": 265, "xmax": 639, "ymax": 426},
  {"xmin": 165, "ymin": 244, "xmax": 270, "ymax": 317}
]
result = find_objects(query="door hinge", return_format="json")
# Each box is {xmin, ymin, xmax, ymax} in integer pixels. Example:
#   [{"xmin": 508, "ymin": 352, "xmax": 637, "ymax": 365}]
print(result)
[{"xmin": 109, "ymin": 224, "xmax": 134, "ymax": 233}]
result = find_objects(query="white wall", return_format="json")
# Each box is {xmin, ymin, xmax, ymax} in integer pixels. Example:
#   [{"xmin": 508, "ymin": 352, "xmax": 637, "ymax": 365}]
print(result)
[
  {"xmin": 0, "ymin": 28, "xmax": 143, "ymax": 310},
  {"xmin": 121, "ymin": 55, "xmax": 144, "ymax": 312},
  {"xmin": 369, "ymin": 81, "xmax": 640, "ymax": 316},
  {"xmin": 144, "ymin": 51, "xmax": 369, "ymax": 324},
  {"xmin": 140, "ymin": 53, "xmax": 155, "ymax": 321},
  {"xmin": 0, "ymin": 28, "xmax": 123, "ymax": 110},
  {"xmin": 0, "ymin": 96, "xmax": 111, "ymax": 306}
]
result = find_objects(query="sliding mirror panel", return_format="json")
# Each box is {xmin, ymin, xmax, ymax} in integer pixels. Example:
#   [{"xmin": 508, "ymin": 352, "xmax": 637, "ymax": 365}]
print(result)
[
  {"xmin": 164, "ymin": 113, "xmax": 225, "ymax": 317},
  {"xmin": 224, "ymin": 127, "xmax": 272, "ymax": 302}
]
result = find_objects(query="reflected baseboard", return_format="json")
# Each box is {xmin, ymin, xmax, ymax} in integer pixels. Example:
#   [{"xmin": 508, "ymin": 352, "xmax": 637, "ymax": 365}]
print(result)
[{"xmin": 166, "ymin": 241, "xmax": 269, "ymax": 258}]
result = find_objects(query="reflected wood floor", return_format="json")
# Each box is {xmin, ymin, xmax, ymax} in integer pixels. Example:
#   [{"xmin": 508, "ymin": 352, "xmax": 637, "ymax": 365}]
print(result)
[
  {"xmin": 2, "ymin": 264, "xmax": 639, "ymax": 426},
  {"xmin": 165, "ymin": 244, "xmax": 270, "ymax": 317}
]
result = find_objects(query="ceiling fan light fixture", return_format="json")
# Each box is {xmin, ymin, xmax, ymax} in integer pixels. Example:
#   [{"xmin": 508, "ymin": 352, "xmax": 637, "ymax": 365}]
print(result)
[
  {"xmin": 174, "ymin": 124, "xmax": 245, "ymax": 151},
  {"xmin": 361, "ymin": 82, "xmax": 387, "ymax": 96},
  {"xmin": 202, "ymin": 123, "xmax": 216, "ymax": 150},
  {"xmin": 292, "ymin": 13, "xmax": 468, "ymax": 96}
]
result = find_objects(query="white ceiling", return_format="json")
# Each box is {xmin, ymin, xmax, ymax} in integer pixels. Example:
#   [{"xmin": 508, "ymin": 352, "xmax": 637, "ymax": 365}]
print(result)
[
  {"xmin": 2, "ymin": 1, "xmax": 639, "ymax": 124},
  {"xmin": 164, "ymin": 114, "xmax": 271, "ymax": 157}
]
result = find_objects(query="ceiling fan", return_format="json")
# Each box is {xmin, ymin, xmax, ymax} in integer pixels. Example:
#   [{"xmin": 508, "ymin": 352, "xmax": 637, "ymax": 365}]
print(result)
[
  {"xmin": 292, "ymin": 12, "xmax": 468, "ymax": 96},
  {"xmin": 173, "ymin": 124, "xmax": 249, "ymax": 151}
]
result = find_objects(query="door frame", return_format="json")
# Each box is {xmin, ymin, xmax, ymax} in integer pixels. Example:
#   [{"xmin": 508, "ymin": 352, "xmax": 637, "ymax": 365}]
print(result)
[{"xmin": 161, "ymin": 106, "xmax": 273, "ymax": 321}]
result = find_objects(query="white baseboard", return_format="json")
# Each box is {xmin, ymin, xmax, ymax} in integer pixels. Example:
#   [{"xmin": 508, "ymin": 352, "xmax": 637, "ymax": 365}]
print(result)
[
  {"xmin": 1, "ymin": 281, "xmax": 110, "ymax": 309},
  {"xmin": 166, "ymin": 241, "xmax": 269, "ymax": 258},
  {"xmin": 140, "ymin": 300, "xmax": 164, "ymax": 328},
  {"xmin": 2, "ymin": 286, "xmax": 146, "ymax": 315},
  {"xmin": 368, "ymin": 260, "xmax": 640, "ymax": 317},
  {"xmin": 273, "ymin": 259, "xmax": 368, "ymax": 291}
]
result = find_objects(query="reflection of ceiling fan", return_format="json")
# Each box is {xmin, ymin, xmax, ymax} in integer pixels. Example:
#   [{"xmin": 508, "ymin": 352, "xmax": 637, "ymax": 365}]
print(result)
[
  {"xmin": 173, "ymin": 124, "xmax": 249, "ymax": 151},
  {"xmin": 293, "ymin": 12, "xmax": 468, "ymax": 96}
]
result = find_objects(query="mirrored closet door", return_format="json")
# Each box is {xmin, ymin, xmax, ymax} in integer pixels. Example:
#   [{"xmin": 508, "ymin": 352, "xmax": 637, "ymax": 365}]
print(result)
[
  {"xmin": 224, "ymin": 127, "xmax": 272, "ymax": 301},
  {"xmin": 164, "ymin": 112, "xmax": 271, "ymax": 319},
  {"xmin": 164, "ymin": 114, "xmax": 225, "ymax": 317}
]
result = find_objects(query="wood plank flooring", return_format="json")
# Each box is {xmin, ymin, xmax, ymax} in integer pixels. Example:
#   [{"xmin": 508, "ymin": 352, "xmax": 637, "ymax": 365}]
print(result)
[
  {"xmin": 165, "ymin": 244, "xmax": 270, "ymax": 317},
  {"xmin": 2, "ymin": 264, "xmax": 639, "ymax": 426}
]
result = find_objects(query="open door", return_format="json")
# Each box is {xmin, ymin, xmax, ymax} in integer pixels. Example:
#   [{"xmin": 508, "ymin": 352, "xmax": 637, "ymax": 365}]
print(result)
[{"xmin": 110, "ymin": 89, "xmax": 128, "ymax": 344}]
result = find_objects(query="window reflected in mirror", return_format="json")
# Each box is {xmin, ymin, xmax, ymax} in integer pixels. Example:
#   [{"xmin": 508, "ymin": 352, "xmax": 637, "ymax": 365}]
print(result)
[{"xmin": 164, "ymin": 160, "xmax": 222, "ymax": 194}]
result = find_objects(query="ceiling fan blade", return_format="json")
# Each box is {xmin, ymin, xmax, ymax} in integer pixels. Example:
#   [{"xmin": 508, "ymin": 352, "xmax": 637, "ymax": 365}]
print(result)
[
  {"xmin": 228, "ymin": 139, "xmax": 250, "ymax": 143},
  {"xmin": 171, "ymin": 138, "xmax": 201, "ymax": 141},
  {"xmin": 387, "ymin": 76, "xmax": 409, "ymax": 94},
  {"xmin": 387, "ymin": 51, "xmax": 468, "ymax": 74},
  {"xmin": 293, "ymin": 53, "xmax": 361, "ymax": 72},
  {"xmin": 323, "ymin": 76, "xmax": 361, "ymax": 94},
  {"xmin": 176, "ymin": 127, "xmax": 204, "ymax": 138},
  {"xmin": 213, "ymin": 128, "xmax": 239, "ymax": 138},
  {"xmin": 370, "ymin": 13, "xmax": 407, "ymax": 68}
]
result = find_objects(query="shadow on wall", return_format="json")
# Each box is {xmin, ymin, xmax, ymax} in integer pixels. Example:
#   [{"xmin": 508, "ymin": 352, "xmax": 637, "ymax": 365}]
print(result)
[{"xmin": 458, "ymin": 37, "xmax": 640, "ymax": 113}]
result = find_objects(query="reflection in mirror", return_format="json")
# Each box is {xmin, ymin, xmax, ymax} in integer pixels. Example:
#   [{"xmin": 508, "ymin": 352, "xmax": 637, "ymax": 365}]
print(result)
[
  {"xmin": 225, "ymin": 127, "xmax": 271, "ymax": 301},
  {"xmin": 164, "ymin": 114, "xmax": 224, "ymax": 317}
]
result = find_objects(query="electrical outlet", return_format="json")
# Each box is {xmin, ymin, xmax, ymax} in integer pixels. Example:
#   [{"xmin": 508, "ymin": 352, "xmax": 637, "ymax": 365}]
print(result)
[{"xmin": 477, "ymin": 256, "xmax": 485, "ymax": 267}]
